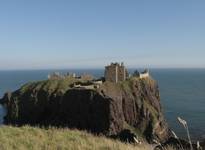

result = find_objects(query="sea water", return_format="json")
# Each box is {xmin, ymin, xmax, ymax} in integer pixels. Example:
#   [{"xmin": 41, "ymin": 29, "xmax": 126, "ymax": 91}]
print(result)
[{"xmin": 0, "ymin": 69, "xmax": 205, "ymax": 140}]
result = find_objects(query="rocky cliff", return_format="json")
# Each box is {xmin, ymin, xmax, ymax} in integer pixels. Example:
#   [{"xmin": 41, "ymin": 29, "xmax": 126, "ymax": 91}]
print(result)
[{"xmin": 0, "ymin": 76, "xmax": 170, "ymax": 142}]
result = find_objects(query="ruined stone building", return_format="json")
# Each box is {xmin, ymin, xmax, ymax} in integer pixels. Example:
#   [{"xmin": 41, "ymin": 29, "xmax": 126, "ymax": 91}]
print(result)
[
  {"xmin": 139, "ymin": 69, "xmax": 149, "ymax": 79},
  {"xmin": 104, "ymin": 62, "xmax": 128, "ymax": 83}
]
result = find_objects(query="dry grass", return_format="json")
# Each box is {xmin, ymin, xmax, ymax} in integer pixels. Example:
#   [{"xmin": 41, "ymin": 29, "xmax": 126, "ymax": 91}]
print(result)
[{"xmin": 0, "ymin": 126, "xmax": 154, "ymax": 150}]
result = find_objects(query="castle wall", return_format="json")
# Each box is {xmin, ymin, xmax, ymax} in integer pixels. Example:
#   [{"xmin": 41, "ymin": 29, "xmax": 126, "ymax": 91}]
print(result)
[
  {"xmin": 118, "ymin": 66, "xmax": 126, "ymax": 81},
  {"xmin": 105, "ymin": 63, "xmax": 128, "ymax": 83},
  {"xmin": 140, "ymin": 72, "xmax": 149, "ymax": 79},
  {"xmin": 105, "ymin": 65, "xmax": 118, "ymax": 83}
]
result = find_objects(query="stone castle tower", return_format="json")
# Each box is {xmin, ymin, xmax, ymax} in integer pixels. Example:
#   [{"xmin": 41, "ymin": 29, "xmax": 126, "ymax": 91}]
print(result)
[{"xmin": 104, "ymin": 62, "xmax": 128, "ymax": 83}]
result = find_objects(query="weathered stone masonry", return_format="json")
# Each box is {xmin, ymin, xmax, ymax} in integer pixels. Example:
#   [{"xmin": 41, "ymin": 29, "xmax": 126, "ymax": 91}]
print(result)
[{"xmin": 104, "ymin": 62, "xmax": 128, "ymax": 83}]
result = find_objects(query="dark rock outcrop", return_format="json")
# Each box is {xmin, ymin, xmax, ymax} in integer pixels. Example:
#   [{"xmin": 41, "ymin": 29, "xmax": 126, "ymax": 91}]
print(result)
[{"xmin": 0, "ymin": 77, "xmax": 170, "ymax": 142}]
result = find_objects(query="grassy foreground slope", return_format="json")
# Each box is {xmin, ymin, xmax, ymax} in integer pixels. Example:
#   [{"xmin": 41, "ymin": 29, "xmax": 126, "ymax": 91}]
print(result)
[{"xmin": 0, "ymin": 126, "xmax": 152, "ymax": 150}]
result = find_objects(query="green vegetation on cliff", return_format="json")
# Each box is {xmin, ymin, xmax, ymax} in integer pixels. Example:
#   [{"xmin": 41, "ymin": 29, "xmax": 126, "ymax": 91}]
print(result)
[
  {"xmin": 20, "ymin": 77, "xmax": 77, "ymax": 94},
  {"xmin": 0, "ymin": 126, "xmax": 153, "ymax": 150}
]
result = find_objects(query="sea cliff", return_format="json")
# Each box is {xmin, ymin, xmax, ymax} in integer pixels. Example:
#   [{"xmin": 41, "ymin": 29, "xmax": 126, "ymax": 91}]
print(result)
[{"xmin": 0, "ymin": 76, "xmax": 170, "ymax": 142}]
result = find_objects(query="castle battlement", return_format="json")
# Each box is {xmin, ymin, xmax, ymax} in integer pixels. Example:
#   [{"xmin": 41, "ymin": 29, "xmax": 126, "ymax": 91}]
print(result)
[{"xmin": 104, "ymin": 62, "xmax": 128, "ymax": 83}]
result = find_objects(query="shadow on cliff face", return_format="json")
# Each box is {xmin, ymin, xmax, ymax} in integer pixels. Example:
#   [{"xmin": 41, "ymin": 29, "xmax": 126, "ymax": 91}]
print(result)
[
  {"xmin": 57, "ymin": 89, "xmax": 111, "ymax": 134},
  {"xmin": 2, "ymin": 89, "xmax": 111, "ymax": 134},
  {"xmin": 0, "ymin": 104, "xmax": 6, "ymax": 124}
]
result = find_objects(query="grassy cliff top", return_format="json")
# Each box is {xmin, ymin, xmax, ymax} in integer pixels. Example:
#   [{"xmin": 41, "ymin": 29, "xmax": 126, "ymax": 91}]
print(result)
[
  {"xmin": 0, "ymin": 126, "xmax": 153, "ymax": 150},
  {"xmin": 19, "ymin": 77, "xmax": 89, "ymax": 95},
  {"xmin": 18, "ymin": 76, "xmax": 154, "ymax": 94}
]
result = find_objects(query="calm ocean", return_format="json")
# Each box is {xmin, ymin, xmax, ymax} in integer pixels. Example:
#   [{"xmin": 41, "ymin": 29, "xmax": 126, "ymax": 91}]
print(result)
[{"xmin": 0, "ymin": 69, "xmax": 205, "ymax": 140}]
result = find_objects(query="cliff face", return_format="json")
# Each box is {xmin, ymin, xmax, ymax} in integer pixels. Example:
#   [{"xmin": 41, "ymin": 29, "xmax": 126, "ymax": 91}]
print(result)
[{"xmin": 0, "ymin": 77, "xmax": 170, "ymax": 142}]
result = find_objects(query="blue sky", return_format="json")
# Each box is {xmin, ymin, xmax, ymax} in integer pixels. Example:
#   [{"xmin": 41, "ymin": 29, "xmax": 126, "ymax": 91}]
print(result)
[{"xmin": 0, "ymin": 0, "xmax": 205, "ymax": 69}]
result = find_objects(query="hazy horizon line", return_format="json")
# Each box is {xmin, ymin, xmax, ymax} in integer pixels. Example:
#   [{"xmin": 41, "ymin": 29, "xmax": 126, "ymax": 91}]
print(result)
[{"xmin": 1, "ymin": 67, "xmax": 205, "ymax": 71}]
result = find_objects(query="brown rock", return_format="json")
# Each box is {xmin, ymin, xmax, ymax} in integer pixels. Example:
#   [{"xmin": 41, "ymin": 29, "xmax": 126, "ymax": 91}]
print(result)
[{"xmin": 0, "ymin": 77, "xmax": 170, "ymax": 142}]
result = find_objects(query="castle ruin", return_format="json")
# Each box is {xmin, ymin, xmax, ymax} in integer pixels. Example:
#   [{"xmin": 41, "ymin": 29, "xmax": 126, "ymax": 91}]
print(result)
[
  {"xmin": 139, "ymin": 69, "xmax": 149, "ymax": 79},
  {"xmin": 48, "ymin": 62, "xmax": 149, "ymax": 84},
  {"xmin": 104, "ymin": 62, "xmax": 128, "ymax": 83}
]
